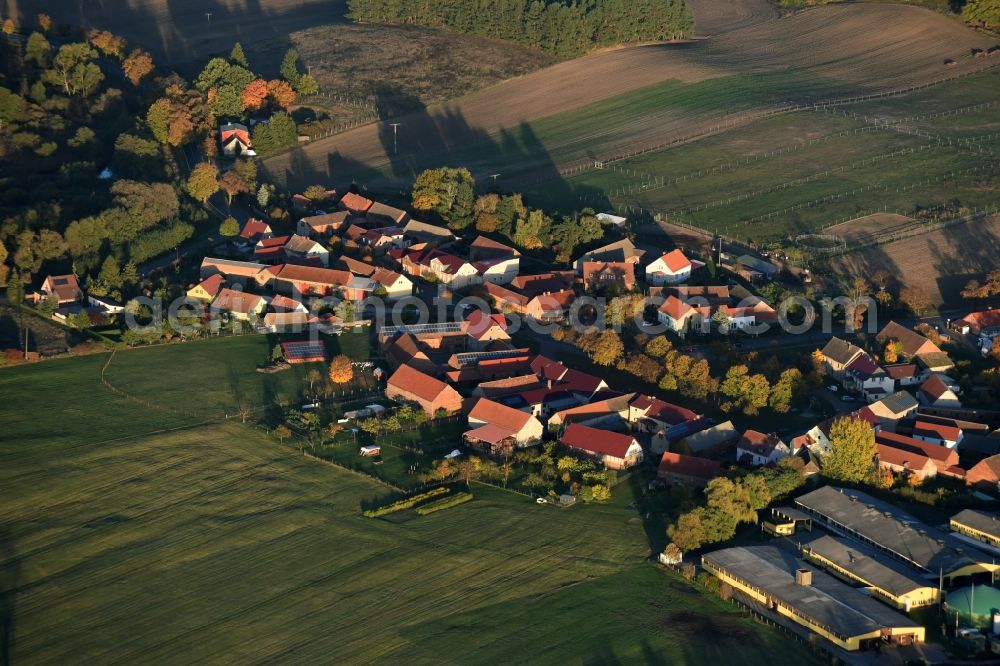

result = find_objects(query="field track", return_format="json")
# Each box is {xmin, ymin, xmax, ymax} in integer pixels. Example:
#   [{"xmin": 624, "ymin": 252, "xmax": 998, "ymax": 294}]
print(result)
[{"xmin": 262, "ymin": 2, "xmax": 996, "ymax": 189}]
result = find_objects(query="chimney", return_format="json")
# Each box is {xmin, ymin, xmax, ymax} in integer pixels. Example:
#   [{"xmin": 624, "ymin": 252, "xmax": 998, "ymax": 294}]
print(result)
[{"xmin": 795, "ymin": 568, "xmax": 812, "ymax": 586}]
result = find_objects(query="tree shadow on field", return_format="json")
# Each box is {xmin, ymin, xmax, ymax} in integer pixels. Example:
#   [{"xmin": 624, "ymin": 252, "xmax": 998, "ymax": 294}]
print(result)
[{"xmin": 275, "ymin": 97, "xmax": 613, "ymax": 218}]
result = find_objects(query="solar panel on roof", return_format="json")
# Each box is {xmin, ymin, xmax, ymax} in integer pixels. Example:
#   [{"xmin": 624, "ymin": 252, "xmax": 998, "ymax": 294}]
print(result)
[
  {"xmin": 381, "ymin": 321, "xmax": 463, "ymax": 336},
  {"xmin": 281, "ymin": 341, "xmax": 327, "ymax": 360},
  {"xmin": 454, "ymin": 349, "xmax": 527, "ymax": 366}
]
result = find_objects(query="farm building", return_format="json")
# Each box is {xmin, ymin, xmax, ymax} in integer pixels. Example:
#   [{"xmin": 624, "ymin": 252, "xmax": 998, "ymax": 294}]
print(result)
[
  {"xmin": 951, "ymin": 509, "xmax": 1000, "ymax": 553},
  {"xmin": 465, "ymin": 398, "xmax": 543, "ymax": 455},
  {"xmin": 672, "ymin": 420, "xmax": 739, "ymax": 457},
  {"xmin": 917, "ymin": 375, "xmax": 961, "ymax": 408},
  {"xmin": 574, "ymin": 238, "xmax": 643, "ymax": 273},
  {"xmin": 794, "ymin": 486, "xmax": 999, "ymax": 584},
  {"xmin": 559, "ymin": 424, "xmax": 643, "ymax": 470},
  {"xmin": 702, "ymin": 546, "xmax": 925, "ymax": 651},
  {"xmin": 876, "ymin": 321, "xmax": 941, "ymax": 359},
  {"xmin": 297, "ymin": 211, "xmax": 350, "ymax": 238},
  {"xmin": 656, "ymin": 452, "xmax": 720, "ymax": 487},
  {"xmin": 798, "ymin": 533, "xmax": 941, "ymax": 610},
  {"xmin": 280, "ymin": 341, "xmax": 329, "ymax": 364},
  {"xmin": 385, "ymin": 364, "xmax": 463, "ymax": 416}
]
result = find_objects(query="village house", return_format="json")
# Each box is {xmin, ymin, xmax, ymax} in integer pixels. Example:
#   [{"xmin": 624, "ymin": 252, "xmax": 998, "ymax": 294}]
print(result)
[
  {"xmin": 283, "ymin": 234, "xmax": 330, "ymax": 267},
  {"xmin": 911, "ymin": 420, "xmax": 963, "ymax": 449},
  {"xmin": 393, "ymin": 246, "xmax": 481, "ymax": 289},
  {"xmin": 820, "ymin": 337, "xmax": 865, "ymax": 380},
  {"xmin": 628, "ymin": 394, "xmax": 699, "ymax": 442},
  {"xmin": 875, "ymin": 430, "xmax": 959, "ymax": 474},
  {"xmin": 465, "ymin": 398, "xmax": 544, "ymax": 455},
  {"xmin": 876, "ymin": 443, "xmax": 938, "ymax": 482},
  {"xmin": 296, "ymin": 211, "xmax": 350, "ymax": 238},
  {"xmin": 338, "ymin": 192, "xmax": 374, "ymax": 216},
  {"xmin": 254, "ymin": 235, "xmax": 290, "ymax": 264},
  {"xmin": 885, "ymin": 364, "xmax": 923, "ymax": 387},
  {"xmin": 559, "ymin": 423, "xmax": 644, "ymax": 470},
  {"xmin": 792, "ymin": 421, "xmax": 834, "ymax": 455},
  {"xmin": 239, "ymin": 219, "xmax": 272, "ymax": 244},
  {"xmin": 967, "ymin": 455, "xmax": 1000, "ymax": 490},
  {"xmin": 465, "ymin": 310, "xmax": 511, "ymax": 348},
  {"xmin": 402, "ymin": 219, "xmax": 457, "ymax": 247},
  {"xmin": 574, "ymin": 238, "xmax": 644, "ymax": 273},
  {"xmin": 186, "ymin": 274, "xmax": 225, "ymax": 302},
  {"xmin": 672, "ymin": 420, "xmax": 739, "ymax": 458},
  {"xmin": 260, "ymin": 311, "xmax": 320, "ymax": 333},
  {"xmin": 582, "ymin": 261, "xmax": 636, "ymax": 292},
  {"xmin": 360, "ymin": 227, "xmax": 409, "ymax": 254},
  {"xmin": 269, "ymin": 294, "xmax": 308, "ymax": 313},
  {"xmin": 469, "ymin": 236, "xmax": 520, "ymax": 284},
  {"xmin": 219, "ymin": 122, "xmax": 254, "ymax": 156},
  {"xmin": 917, "ymin": 375, "xmax": 961, "ymax": 408},
  {"xmin": 876, "ymin": 321, "xmax": 942, "ymax": 359},
  {"xmin": 266, "ymin": 264, "xmax": 355, "ymax": 298},
  {"xmin": 385, "ymin": 364, "xmax": 463, "ymax": 416},
  {"xmin": 548, "ymin": 393, "xmax": 632, "ymax": 432},
  {"xmin": 40, "ymin": 274, "xmax": 83, "ymax": 304},
  {"xmin": 843, "ymin": 354, "xmax": 894, "ymax": 401},
  {"xmin": 645, "ymin": 249, "xmax": 692, "ymax": 285},
  {"xmin": 737, "ymin": 430, "xmax": 790, "ymax": 466},
  {"xmin": 865, "ymin": 391, "xmax": 919, "ymax": 428},
  {"xmin": 201, "ymin": 258, "xmax": 268, "ymax": 286},
  {"xmin": 210, "ymin": 287, "xmax": 266, "ymax": 321},
  {"xmin": 366, "ymin": 201, "xmax": 409, "ymax": 227},
  {"xmin": 510, "ymin": 272, "xmax": 576, "ymax": 296},
  {"xmin": 657, "ymin": 452, "xmax": 720, "ymax": 487},
  {"xmin": 952, "ymin": 309, "xmax": 1000, "ymax": 336},
  {"xmin": 657, "ymin": 295, "xmax": 700, "ymax": 334}
]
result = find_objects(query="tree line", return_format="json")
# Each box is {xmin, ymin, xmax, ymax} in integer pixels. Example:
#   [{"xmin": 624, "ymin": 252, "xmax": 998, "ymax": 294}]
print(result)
[{"xmin": 346, "ymin": 0, "xmax": 693, "ymax": 57}]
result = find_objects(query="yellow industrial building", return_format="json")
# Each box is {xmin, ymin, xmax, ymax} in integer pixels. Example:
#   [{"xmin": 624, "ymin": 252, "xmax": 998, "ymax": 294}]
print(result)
[
  {"xmin": 703, "ymin": 545, "xmax": 926, "ymax": 652},
  {"xmin": 950, "ymin": 509, "xmax": 1000, "ymax": 552}
]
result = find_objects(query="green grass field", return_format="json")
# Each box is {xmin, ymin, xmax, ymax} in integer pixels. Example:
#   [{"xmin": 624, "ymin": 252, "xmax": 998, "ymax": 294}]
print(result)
[
  {"xmin": 515, "ymin": 68, "xmax": 1000, "ymax": 241},
  {"xmin": 0, "ymin": 339, "xmax": 825, "ymax": 664}
]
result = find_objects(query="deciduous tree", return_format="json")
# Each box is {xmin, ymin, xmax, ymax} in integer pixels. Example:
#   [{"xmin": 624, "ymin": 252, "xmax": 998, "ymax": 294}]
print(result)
[
  {"xmin": 87, "ymin": 29, "xmax": 126, "ymax": 59},
  {"xmin": 25, "ymin": 32, "xmax": 51, "ymax": 67},
  {"xmin": 220, "ymin": 217, "xmax": 239, "ymax": 237},
  {"xmin": 219, "ymin": 170, "xmax": 249, "ymax": 206},
  {"xmin": 186, "ymin": 163, "xmax": 219, "ymax": 203},
  {"xmin": 590, "ymin": 329, "xmax": 624, "ymax": 366},
  {"xmin": 824, "ymin": 416, "xmax": 876, "ymax": 484},
  {"xmin": 328, "ymin": 354, "xmax": 354, "ymax": 384},
  {"xmin": 123, "ymin": 49, "xmax": 154, "ymax": 85}
]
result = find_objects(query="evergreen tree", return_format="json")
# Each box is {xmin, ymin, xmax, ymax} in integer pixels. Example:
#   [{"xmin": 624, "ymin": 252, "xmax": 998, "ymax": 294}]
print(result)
[{"xmin": 230, "ymin": 42, "xmax": 249, "ymax": 67}]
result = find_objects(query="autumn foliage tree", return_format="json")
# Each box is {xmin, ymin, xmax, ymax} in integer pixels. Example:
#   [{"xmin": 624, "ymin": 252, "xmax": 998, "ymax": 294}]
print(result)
[
  {"xmin": 266, "ymin": 79, "xmax": 296, "ymax": 109},
  {"xmin": 87, "ymin": 29, "xmax": 126, "ymax": 59},
  {"xmin": 219, "ymin": 170, "xmax": 249, "ymax": 206},
  {"xmin": 328, "ymin": 354, "xmax": 354, "ymax": 384},
  {"xmin": 240, "ymin": 78, "xmax": 269, "ymax": 111},
  {"xmin": 186, "ymin": 163, "xmax": 219, "ymax": 203},
  {"xmin": 123, "ymin": 49, "xmax": 154, "ymax": 85}
]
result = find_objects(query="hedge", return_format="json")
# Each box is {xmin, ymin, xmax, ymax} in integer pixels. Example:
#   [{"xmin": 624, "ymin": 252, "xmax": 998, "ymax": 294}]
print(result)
[
  {"xmin": 414, "ymin": 492, "xmax": 473, "ymax": 515},
  {"xmin": 362, "ymin": 486, "xmax": 448, "ymax": 517}
]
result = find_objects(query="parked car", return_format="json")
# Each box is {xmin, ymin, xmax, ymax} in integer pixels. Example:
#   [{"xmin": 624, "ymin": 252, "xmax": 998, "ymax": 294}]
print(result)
[
  {"xmin": 841, "ymin": 395, "xmax": 855, "ymax": 402},
  {"xmin": 827, "ymin": 385, "xmax": 839, "ymax": 392}
]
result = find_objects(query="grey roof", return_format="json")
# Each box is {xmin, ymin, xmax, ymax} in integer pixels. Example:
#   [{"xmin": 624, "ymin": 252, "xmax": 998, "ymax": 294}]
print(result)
[
  {"xmin": 403, "ymin": 219, "xmax": 456, "ymax": 241},
  {"xmin": 676, "ymin": 420, "xmax": 738, "ymax": 454},
  {"xmin": 821, "ymin": 337, "xmax": 863, "ymax": 366},
  {"xmin": 737, "ymin": 254, "xmax": 778, "ymax": 274},
  {"xmin": 877, "ymin": 391, "xmax": 919, "ymax": 416},
  {"xmin": 951, "ymin": 509, "xmax": 1000, "ymax": 540},
  {"xmin": 795, "ymin": 486, "xmax": 991, "ymax": 574},
  {"xmin": 772, "ymin": 506, "xmax": 813, "ymax": 522},
  {"xmin": 703, "ymin": 545, "xmax": 921, "ymax": 639},
  {"xmin": 576, "ymin": 239, "xmax": 644, "ymax": 265},
  {"xmin": 797, "ymin": 533, "xmax": 934, "ymax": 598}
]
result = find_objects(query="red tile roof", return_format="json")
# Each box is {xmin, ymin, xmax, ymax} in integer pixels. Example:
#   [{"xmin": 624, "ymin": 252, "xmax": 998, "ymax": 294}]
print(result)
[
  {"xmin": 466, "ymin": 309, "xmax": 507, "ymax": 339},
  {"xmin": 913, "ymin": 420, "xmax": 961, "ymax": 442},
  {"xmin": 468, "ymin": 398, "xmax": 533, "ymax": 432},
  {"xmin": 530, "ymin": 355, "xmax": 568, "ymax": 382},
  {"xmin": 876, "ymin": 443, "xmax": 934, "ymax": 473},
  {"xmin": 193, "ymin": 273, "xmax": 225, "ymax": 298},
  {"xmin": 631, "ymin": 395, "xmax": 698, "ymax": 425},
  {"xmin": 875, "ymin": 431, "xmax": 957, "ymax": 465},
  {"xmin": 560, "ymin": 423, "xmax": 638, "ymax": 459},
  {"xmin": 884, "ymin": 364, "xmax": 918, "ymax": 380},
  {"xmin": 485, "ymin": 281, "xmax": 529, "ymax": 308},
  {"xmin": 387, "ymin": 364, "xmax": 451, "ymax": 403},
  {"xmin": 657, "ymin": 452, "xmax": 720, "ymax": 480},
  {"xmin": 919, "ymin": 375, "xmax": 952, "ymax": 402},
  {"xmin": 582, "ymin": 261, "xmax": 635, "ymax": 289},
  {"xmin": 877, "ymin": 321, "xmax": 941, "ymax": 357},
  {"xmin": 275, "ymin": 264, "xmax": 353, "ymax": 287},
  {"xmin": 339, "ymin": 192, "xmax": 374, "ymax": 214},
  {"xmin": 211, "ymin": 287, "xmax": 264, "ymax": 314},
  {"xmin": 240, "ymin": 218, "xmax": 271, "ymax": 240},
  {"xmin": 659, "ymin": 249, "xmax": 691, "ymax": 273},
  {"xmin": 531, "ymin": 290, "xmax": 575, "ymax": 312},
  {"xmin": 658, "ymin": 295, "xmax": 695, "ymax": 320}
]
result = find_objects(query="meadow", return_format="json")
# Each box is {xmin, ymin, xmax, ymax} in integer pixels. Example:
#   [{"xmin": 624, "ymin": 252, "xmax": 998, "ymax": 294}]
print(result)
[{"xmin": 0, "ymin": 339, "xmax": 824, "ymax": 664}]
